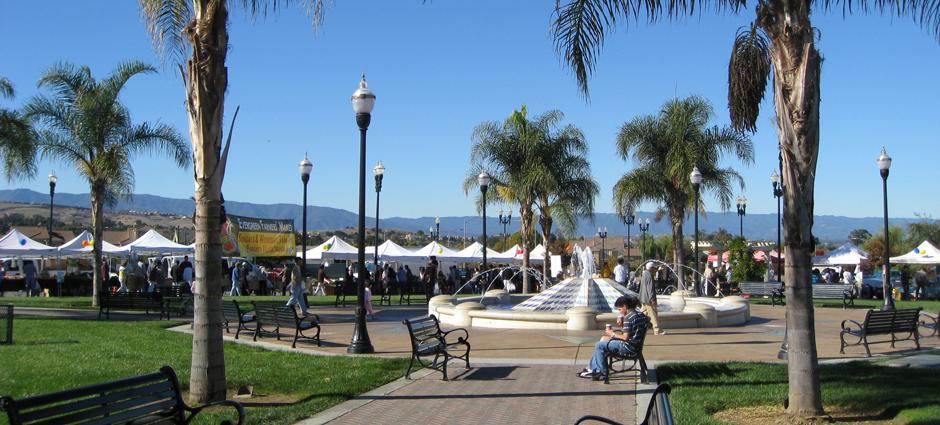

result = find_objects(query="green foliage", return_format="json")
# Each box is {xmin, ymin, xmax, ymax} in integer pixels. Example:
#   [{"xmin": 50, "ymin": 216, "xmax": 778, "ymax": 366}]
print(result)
[
  {"xmin": 0, "ymin": 317, "xmax": 407, "ymax": 424},
  {"xmin": 848, "ymin": 228, "xmax": 872, "ymax": 245},
  {"xmin": 0, "ymin": 76, "xmax": 37, "ymax": 181},
  {"xmin": 862, "ymin": 225, "xmax": 909, "ymax": 267},
  {"xmin": 659, "ymin": 361, "xmax": 940, "ymax": 424},
  {"xmin": 727, "ymin": 236, "xmax": 765, "ymax": 282},
  {"xmin": 906, "ymin": 218, "xmax": 940, "ymax": 247}
]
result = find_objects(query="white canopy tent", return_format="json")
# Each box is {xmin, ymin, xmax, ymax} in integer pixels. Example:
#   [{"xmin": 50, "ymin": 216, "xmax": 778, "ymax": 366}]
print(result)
[
  {"xmin": 411, "ymin": 241, "xmax": 462, "ymax": 261},
  {"xmin": 516, "ymin": 244, "xmax": 548, "ymax": 263},
  {"xmin": 120, "ymin": 229, "xmax": 194, "ymax": 256},
  {"xmin": 501, "ymin": 244, "xmax": 522, "ymax": 260},
  {"xmin": 57, "ymin": 231, "xmax": 125, "ymax": 256},
  {"xmin": 454, "ymin": 241, "xmax": 514, "ymax": 262},
  {"xmin": 891, "ymin": 241, "xmax": 940, "ymax": 264},
  {"xmin": 304, "ymin": 235, "xmax": 360, "ymax": 261},
  {"xmin": 0, "ymin": 228, "xmax": 58, "ymax": 257},
  {"xmin": 363, "ymin": 240, "xmax": 418, "ymax": 263},
  {"xmin": 824, "ymin": 243, "xmax": 870, "ymax": 265}
]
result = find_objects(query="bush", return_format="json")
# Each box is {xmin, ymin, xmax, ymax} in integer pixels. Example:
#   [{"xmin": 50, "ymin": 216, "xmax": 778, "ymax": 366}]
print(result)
[{"xmin": 728, "ymin": 237, "xmax": 765, "ymax": 282}]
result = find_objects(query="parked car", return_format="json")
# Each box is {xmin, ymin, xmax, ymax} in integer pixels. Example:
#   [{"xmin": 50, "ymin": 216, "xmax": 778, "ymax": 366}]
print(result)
[{"xmin": 860, "ymin": 270, "xmax": 903, "ymax": 299}]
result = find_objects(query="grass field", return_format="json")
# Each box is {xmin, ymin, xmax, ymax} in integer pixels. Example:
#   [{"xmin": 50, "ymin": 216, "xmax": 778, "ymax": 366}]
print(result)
[
  {"xmin": 0, "ymin": 294, "xmax": 352, "ymax": 310},
  {"xmin": 658, "ymin": 361, "xmax": 940, "ymax": 424},
  {"xmin": 0, "ymin": 317, "xmax": 408, "ymax": 424},
  {"xmin": 746, "ymin": 295, "xmax": 940, "ymax": 312}
]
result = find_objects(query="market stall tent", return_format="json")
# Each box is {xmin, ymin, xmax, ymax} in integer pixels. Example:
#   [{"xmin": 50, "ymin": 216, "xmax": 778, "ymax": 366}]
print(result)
[
  {"xmin": 120, "ymin": 229, "xmax": 194, "ymax": 255},
  {"xmin": 0, "ymin": 228, "xmax": 58, "ymax": 256},
  {"xmin": 57, "ymin": 231, "xmax": 125, "ymax": 256},
  {"xmin": 369, "ymin": 240, "xmax": 418, "ymax": 263},
  {"xmin": 411, "ymin": 241, "xmax": 461, "ymax": 261},
  {"xmin": 307, "ymin": 235, "xmax": 360, "ymax": 261},
  {"xmin": 455, "ymin": 241, "xmax": 514, "ymax": 262},
  {"xmin": 824, "ymin": 243, "xmax": 870, "ymax": 265},
  {"xmin": 890, "ymin": 241, "xmax": 940, "ymax": 264}
]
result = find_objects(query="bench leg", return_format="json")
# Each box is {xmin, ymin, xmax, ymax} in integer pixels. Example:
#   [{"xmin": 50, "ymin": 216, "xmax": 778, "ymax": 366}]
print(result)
[
  {"xmin": 863, "ymin": 336, "xmax": 871, "ymax": 357},
  {"xmin": 405, "ymin": 354, "xmax": 416, "ymax": 379},
  {"xmin": 638, "ymin": 354, "xmax": 649, "ymax": 384}
]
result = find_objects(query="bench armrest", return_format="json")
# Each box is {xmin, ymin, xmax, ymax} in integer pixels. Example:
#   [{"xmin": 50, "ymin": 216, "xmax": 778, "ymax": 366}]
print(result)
[
  {"xmin": 841, "ymin": 319, "xmax": 862, "ymax": 331},
  {"xmin": 300, "ymin": 314, "xmax": 320, "ymax": 324},
  {"xmin": 574, "ymin": 415, "xmax": 624, "ymax": 425},
  {"xmin": 920, "ymin": 311, "xmax": 938, "ymax": 321},
  {"xmin": 185, "ymin": 399, "xmax": 245, "ymax": 425},
  {"xmin": 441, "ymin": 327, "xmax": 469, "ymax": 342}
]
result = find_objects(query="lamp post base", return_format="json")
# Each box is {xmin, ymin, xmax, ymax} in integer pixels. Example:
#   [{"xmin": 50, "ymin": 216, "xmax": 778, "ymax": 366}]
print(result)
[{"xmin": 347, "ymin": 307, "xmax": 374, "ymax": 354}]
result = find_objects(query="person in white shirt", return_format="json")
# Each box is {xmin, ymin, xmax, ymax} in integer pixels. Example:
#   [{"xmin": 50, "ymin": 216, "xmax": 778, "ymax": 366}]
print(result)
[{"xmin": 613, "ymin": 258, "xmax": 628, "ymax": 286}]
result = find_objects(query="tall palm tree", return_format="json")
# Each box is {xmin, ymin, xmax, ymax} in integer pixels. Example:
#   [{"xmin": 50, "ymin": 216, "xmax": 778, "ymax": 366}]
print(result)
[
  {"xmin": 0, "ymin": 77, "xmax": 36, "ymax": 181},
  {"xmin": 24, "ymin": 61, "xmax": 188, "ymax": 310},
  {"xmin": 530, "ymin": 116, "xmax": 599, "ymax": 281},
  {"xmin": 552, "ymin": 0, "xmax": 939, "ymax": 417},
  {"xmin": 465, "ymin": 106, "xmax": 544, "ymax": 293},
  {"xmin": 613, "ymin": 96, "xmax": 753, "ymax": 290},
  {"xmin": 139, "ymin": 0, "xmax": 328, "ymax": 403}
]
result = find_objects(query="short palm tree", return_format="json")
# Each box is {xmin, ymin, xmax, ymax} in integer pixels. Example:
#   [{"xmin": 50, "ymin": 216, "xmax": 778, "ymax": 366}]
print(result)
[
  {"xmin": 530, "ymin": 116, "xmax": 599, "ymax": 281},
  {"xmin": 24, "ymin": 61, "xmax": 188, "ymax": 310},
  {"xmin": 0, "ymin": 77, "xmax": 36, "ymax": 181},
  {"xmin": 465, "ymin": 106, "xmax": 545, "ymax": 293},
  {"xmin": 613, "ymin": 96, "xmax": 753, "ymax": 290},
  {"xmin": 139, "ymin": 0, "xmax": 328, "ymax": 403},
  {"xmin": 552, "ymin": 0, "xmax": 938, "ymax": 417}
]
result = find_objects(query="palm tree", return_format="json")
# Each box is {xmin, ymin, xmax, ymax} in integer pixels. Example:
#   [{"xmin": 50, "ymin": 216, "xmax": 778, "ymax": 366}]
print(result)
[
  {"xmin": 465, "ymin": 106, "xmax": 544, "ymax": 293},
  {"xmin": 530, "ymin": 116, "xmax": 599, "ymax": 282},
  {"xmin": 613, "ymin": 96, "xmax": 753, "ymax": 291},
  {"xmin": 24, "ymin": 61, "xmax": 188, "ymax": 309},
  {"xmin": 552, "ymin": 0, "xmax": 938, "ymax": 417},
  {"xmin": 138, "ymin": 0, "xmax": 328, "ymax": 403},
  {"xmin": 0, "ymin": 77, "xmax": 36, "ymax": 181}
]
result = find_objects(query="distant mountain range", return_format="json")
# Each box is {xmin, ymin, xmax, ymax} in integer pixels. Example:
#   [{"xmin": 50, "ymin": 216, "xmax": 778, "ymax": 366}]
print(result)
[{"xmin": 0, "ymin": 188, "xmax": 923, "ymax": 243}]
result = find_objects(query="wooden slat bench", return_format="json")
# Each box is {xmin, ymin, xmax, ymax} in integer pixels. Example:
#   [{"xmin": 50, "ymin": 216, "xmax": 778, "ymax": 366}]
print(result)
[
  {"xmin": 812, "ymin": 284, "xmax": 856, "ymax": 309},
  {"xmin": 252, "ymin": 301, "xmax": 320, "ymax": 348},
  {"xmin": 222, "ymin": 300, "xmax": 256, "ymax": 339},
  {"xmin": 98, "ymin": 292, "xmax": 164, "ymax": 320},
  {"xmin": 403, "ymin": 315, "xmax": 470, "ymax": 381},
  {"xmin": 575, "ymin": 383, "xmax": 674, "ymax": 425},
  {"xmin": 159, "ymin": 285, "xmax": 193, "ymax": 320},
  {"xmin": 333, "ymin": 279, "xmax": 357, "ymax": 307},
  {"xmin": 738, "ymin": 282, "xmax": 784, "ymax": 306},
  {"xmin": 399, "ymin": 280, "xmax": 429, "ymax": 305},
  {"xmin": 0, "ymin": 365, "xmax": 244, "ymax": 425},
  {"xmin": 603, "ymin": 326, "xmax": 650, "ymax": 384},
  {"xmin": 840, "ymin": 308, "xmax": 922, "ymax": 357}
]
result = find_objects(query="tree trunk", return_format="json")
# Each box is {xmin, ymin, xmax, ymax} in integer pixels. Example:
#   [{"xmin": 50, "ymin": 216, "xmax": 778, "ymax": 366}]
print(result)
[
  {"xmin": 90, "ymin": 191, "xmax": 104, "ymax": 308},
  {"xmin": 519, "ymin": 204, "xmax": 534, "ymax": 293},
  {"xmin": 539, "ymin": 214, "xmax": 552, "ymax": 282},
  {"xmin": 669, "ymin": 208, "xmax": 686, "ymax": 291},
  {"xmin": 760, "ymin": 0, "xmax": 825, "ymax": 417},
  {"xmin": 186, "ymin": 0, "xmax": 228, "ymax": 405}
]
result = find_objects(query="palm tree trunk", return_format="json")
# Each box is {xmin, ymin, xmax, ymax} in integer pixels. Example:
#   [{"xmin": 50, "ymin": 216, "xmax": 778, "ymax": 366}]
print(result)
[
  {"xmin": 539, "ymin": 214, "xmax": 552, "ymax": 282},
  {"xmin": 90, "ymin": 192, "xmax": 104, "ymax": 308},
  {"xmin": 186, "ymin": 0, "xmax": 228, "ymax": 405},
  {"xmin": 761, "ymin": 1, "xmax": 825, "ymax": 417},
  {"xmin": 669, "ymin": 209, "xmax": 686, "ymax": 291},
  {"xmin": 519, "ymin": 205, "xmax": 534, "ymax": 293}
]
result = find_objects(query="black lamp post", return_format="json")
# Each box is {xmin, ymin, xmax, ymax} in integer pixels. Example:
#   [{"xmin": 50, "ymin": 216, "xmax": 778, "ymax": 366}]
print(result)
[
  {"xmin": 623, "ymin": 212, "xmax": 635, "ymax": 270},
  {"xmin": 771, "ymin": 168, "xmax": 787, "ymax": 360},
  {"xmin": 348, "ymin": 74, "xmax": 375, "ymax": 354},
  {"xmin": 690, "ymin": 166, "xmax": 702, "ymax": 295},
  {"xmin": 736, "ymin": 196, "xmax": 747, "ymax": 238},
  {"xmin": 499, "ymin": 210, "xmax": 511, "ymax": 250},
  {"xmin": 597, "ymin": 227, "xmax": 608, "ymax": 269},
  {"xmin": 479, "ymin": 171, "xmax": 490, "ymax": 270},
  {"xmin": 639, "ymin": 218, "xmax": 650, "ymax": 260},
  {"xmin": 48, "ymin": 171, "xmax": 57, "ymax": 245},
  {"xmin": 373, "ymin": 161, "xmax": 385, "ymax": 266},
  {"xmin": 878, "ymin": 148, "xmax": 895, "ymax": 310},
  {"xmin": 299, "ymin": 154, "xmax": 312, "ymax": 275}
]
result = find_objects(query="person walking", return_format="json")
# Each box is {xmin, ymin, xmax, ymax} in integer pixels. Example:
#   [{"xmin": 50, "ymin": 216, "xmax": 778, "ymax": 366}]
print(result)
[
  {"xmin": 639, "ymin": 262, "xmax": 665, "ymax": 335},
  {"xmin": 613, "ymin": 257, "xmax": 628, "ymax": 288},
  {"xmin": 179, "ymin": 256, "xmax": 193, "ymax": 285},
  {"xmin": 914, "ymin": 266, "xmax": 929, "ymax": 300},
  {"xmin": 286, "ymin": 257, "xmax": 308, "ymax": 314},
  {"xmin": 229, "ymin": 261, "xmax": 242, "ymax": 296},
  {"xmin": 23, "ymin": 260, "xmax": 39, "ymax": 297}
]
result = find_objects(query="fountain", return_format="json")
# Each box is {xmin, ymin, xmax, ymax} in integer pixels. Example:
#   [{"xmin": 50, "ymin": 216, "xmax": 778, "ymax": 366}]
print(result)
[{"xmin": 430, "ymin": 246, "xmax": 750, "ymax": 330}]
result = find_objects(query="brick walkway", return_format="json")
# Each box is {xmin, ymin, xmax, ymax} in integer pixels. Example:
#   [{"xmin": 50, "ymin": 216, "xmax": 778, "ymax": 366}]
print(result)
[{"xmin": 318, "ymin": 364, "xmax": 637, "ymax": 425}]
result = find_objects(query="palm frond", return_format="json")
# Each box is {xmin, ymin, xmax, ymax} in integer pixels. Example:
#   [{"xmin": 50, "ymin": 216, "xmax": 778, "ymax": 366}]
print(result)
[
  {"xmin": 120, "ymin": 122, "xmax": 190, "ymax": 168},
  {"xmin": 0, "ymin": 77, "xmax": 13, "ymax": 99},
  {"xmin": 728, "ymin": 25, "xmax": 771, "ymax": 132},
  {"xmin": 818, "ymin": 0, "xmax": 940, "ymax": 42},
  {"xmin": 0, "ymin": 110, "xmax": 37, "ymax": 181},
  {"xmin": 139, "ymin": 0, "xmax": 193, "ymax": 65}
]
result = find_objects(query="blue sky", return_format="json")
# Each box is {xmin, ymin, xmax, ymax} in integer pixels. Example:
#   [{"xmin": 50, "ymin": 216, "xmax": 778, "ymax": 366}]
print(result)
[{"xmin": 2, "ymin": 1, "xmax": 938, "ymax": 221}]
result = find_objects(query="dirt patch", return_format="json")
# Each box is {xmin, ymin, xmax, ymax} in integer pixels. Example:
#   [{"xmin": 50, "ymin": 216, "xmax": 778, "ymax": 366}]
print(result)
[{"xmin": 713, "ymin": 405, "xmax": 901, "ymax": 425}]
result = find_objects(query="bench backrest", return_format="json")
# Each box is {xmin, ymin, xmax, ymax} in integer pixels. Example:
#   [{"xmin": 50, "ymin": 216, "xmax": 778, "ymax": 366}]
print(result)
[
  {"xmin": 403, "ymin": 316, "xmax": 444, "ymax": 352},
  {"xmin": 222, "ymin": 300, "xmax": 252, "ymax": 323},
  {"xmin": 811, "ymin": 284, "xmax": 853, "ymax": 297},
  {"xmin": 253, "ymin": 302, "xmax": 298, "ymax": 328},
  {"xmin": 739, "ymin": 282, "xmax": 782, "ymax": 296},
  {"xmin": 863, "ymin": 308, "xmax": 922, "ymax": 334},
  {"xmin": 100, "ymin": 292, "xmax": 162, "ymax": 306},
  {"xmin": 1, "ymin": 366, "xmax": 183, "ymax": 425}
]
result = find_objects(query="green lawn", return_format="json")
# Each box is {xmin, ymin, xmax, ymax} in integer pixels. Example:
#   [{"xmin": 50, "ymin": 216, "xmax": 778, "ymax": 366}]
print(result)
[
  {"xmin": 0, "ymin": 317, "xmax": 408, "ymax": 424},
  {"xmin": 0, "ymin": 294, "xmax": 354, "ymax": 310},
  {"xmin": 658, "ymin": 362, "xmax": 940, "ymax": 424}
]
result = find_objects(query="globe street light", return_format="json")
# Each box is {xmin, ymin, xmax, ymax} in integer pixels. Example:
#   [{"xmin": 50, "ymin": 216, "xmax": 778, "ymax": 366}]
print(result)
[
  {"xmin": 48, "ymin": 171, "xmax": 58, "ymax": 295},
  {"xmin": 690, "ymin": 166, "xmax": 702, "ymax": 295},
  {"xmin": 435, "ymin": 216, "xmax": 441, "ymax": 242},
  {"xmin": 597, "ymin": 227, "xmax": 608, "ymax": 270},
  {"xmin": 373, "ymin": 161, "xmax": 385, "ymax": 266},
  {"xmin": 639, "ymin": 218, "xmax": 650, "ymax": 260},
  {"xmin": 771, "ymin": 167, "xmax": 786, "ymax": 359},
  {"xmin": 878, "ymin": 147, "xmax": 895, "ymax": 311},
  {"xmin": 623, "ymin": 211, "xmax": 635, "ymax": 270},
  {"xmin": 479, "ymin": 171, "xmax": 490, "ymax": 271},
  {"xmin": 299, "ymin": 154, "xmax": 313, "ymax": 275},
  {"xmin": 349, "ymin": 74, "xmax": 375, "ymax": 354},
  {"xmin": 736, "ymin": 196, "xmax": 747, "ymax": 238},
  {"xmin": 499, "ymin": 210, "xmax": 512, "ymax": 250}
]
